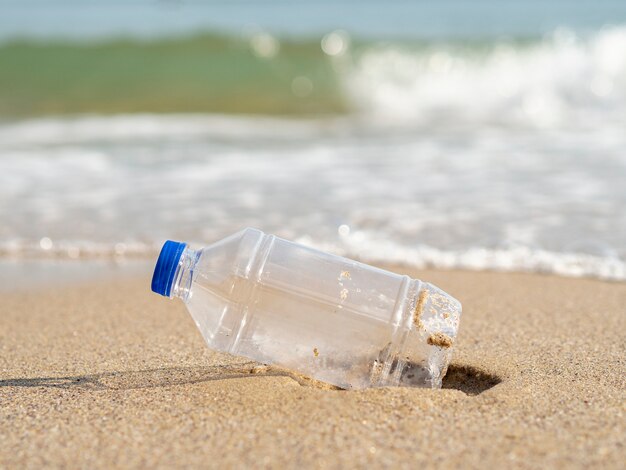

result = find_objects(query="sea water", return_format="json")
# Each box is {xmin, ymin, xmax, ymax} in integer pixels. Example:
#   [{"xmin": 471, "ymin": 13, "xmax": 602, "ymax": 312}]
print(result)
[{"xmin": 1, "ymin": 1, "xmax": 625, "ymax": 281}]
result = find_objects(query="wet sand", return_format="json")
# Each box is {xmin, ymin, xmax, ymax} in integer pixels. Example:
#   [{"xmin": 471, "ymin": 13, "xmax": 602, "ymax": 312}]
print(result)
[{"xmin": 1, "ymin": 268, "xmax": 624, "ymax": 468}]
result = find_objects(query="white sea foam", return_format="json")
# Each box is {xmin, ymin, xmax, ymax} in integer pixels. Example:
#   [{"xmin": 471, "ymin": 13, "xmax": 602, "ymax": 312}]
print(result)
[
  {"xmin": 1, "ymin": 111, "xmax": 624, "ymax": 279},
  {"xmin": 311, "ymin": 233, "xmax": 626, "ymax": 281},
  {"xmin": 0, "ymin": 114, "xmax": 329, "ymax": 147},
  {"xmin": 1, "ymin": 237, "xmax": 624, "ymax": 281},
  {"xmin": 342, "ymin": 26, "xmax": 626, "ymax": 128}
]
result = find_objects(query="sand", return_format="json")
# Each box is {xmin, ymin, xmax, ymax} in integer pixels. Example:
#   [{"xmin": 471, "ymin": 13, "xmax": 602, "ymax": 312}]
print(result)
[{"xmin": 1, "ymin": 268, "xmax": 624, "ymax": 469}]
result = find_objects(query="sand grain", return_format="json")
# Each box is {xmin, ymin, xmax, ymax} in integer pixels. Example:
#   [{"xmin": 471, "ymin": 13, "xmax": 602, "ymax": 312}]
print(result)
[{"xmin": 1, "ymin": 269, "xmax": 624, "ymax": 469}]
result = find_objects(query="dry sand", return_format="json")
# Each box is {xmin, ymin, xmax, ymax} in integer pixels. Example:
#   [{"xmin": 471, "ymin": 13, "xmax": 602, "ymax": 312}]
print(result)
[{"xmin": 1, "ymin": 268, "xmax": 624, "ymax": 469}]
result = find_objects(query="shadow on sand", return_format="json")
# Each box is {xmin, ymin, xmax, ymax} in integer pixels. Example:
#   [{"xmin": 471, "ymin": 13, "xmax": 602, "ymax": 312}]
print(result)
[{"xmin": 1, "ymin": 363, "xmax": 501, "ymax": 396}]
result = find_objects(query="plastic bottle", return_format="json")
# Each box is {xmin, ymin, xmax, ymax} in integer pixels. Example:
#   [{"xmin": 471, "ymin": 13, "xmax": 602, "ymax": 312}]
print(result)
[{"xmin": 151, "ymin": 228, "xmax": 462, "ymax": 389}]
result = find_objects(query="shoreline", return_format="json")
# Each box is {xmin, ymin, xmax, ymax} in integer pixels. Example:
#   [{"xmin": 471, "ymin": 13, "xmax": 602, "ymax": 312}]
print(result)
[
  {"xmin": 1, "ymin": 268, "xmax": 624, "ymax": 468},
  {"xmin": 1, "ymin": 251, "xmax": 624, "ymax": 296}
]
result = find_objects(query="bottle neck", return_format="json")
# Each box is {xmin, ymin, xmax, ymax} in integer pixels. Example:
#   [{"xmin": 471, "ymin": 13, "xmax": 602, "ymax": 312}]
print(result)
[{"xmin": 170, "ymin": 247, "xmax": 199, "ymax": 301}]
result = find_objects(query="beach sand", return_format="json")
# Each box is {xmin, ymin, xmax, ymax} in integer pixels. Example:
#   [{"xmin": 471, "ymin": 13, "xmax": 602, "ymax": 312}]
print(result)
[{"xmin": 1, "ymin": 268, "xmax": 624, "ymax": 469}]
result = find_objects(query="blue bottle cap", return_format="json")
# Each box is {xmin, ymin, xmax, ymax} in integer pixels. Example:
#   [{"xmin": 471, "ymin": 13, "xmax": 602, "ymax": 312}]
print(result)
[{"xmin": 151, "ymin": 240, "xmax": 187, "ymax": 297}]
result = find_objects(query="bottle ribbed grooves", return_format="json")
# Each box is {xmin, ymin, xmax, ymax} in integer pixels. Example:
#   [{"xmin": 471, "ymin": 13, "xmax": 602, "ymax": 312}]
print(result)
[
  {"xmin": 371, "ymin": 276, "xmax": 420, "ymax": 387},
  {"xmin": 228, "ymin": 232, "xmax": 275, "ymax": 354},
  {"xmin": 171, "ymin": 247, "xmax": 199, "ymax": 302}
]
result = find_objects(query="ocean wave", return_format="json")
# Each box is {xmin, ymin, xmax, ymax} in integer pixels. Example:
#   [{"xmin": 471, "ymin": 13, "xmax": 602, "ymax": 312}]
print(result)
[
  {"xmin": 1, "ymin": 26, "xmax": 625, "ymax": 119},
  {"xmin": 341, "ymin": 26, "xmax": 626, "ymax": 127}
]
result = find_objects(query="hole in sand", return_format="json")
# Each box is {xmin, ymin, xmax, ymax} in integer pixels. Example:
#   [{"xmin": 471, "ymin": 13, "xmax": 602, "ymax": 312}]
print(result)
[{"xmin": 442, "ymin": 364, "xmax": 502, "ymax": 396}]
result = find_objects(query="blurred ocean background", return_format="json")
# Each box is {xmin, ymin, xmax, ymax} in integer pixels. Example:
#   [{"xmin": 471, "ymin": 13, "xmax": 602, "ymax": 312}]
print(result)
[{"xmin": 1, "ymin": 0, "xmax": 625, "ymax": 281}]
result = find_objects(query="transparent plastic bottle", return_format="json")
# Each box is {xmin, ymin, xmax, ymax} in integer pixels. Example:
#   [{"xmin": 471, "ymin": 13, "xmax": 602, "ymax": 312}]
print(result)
[{"xmin": 151, "ymin": 228, "xmax": 462, "ymax": 389}]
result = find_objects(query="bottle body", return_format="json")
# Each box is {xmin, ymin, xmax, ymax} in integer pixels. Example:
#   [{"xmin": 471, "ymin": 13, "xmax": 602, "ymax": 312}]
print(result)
[{"xmin": 169, "ymin": 228, "xmax": 461, "ymax": 389}]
